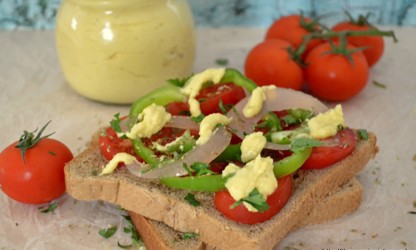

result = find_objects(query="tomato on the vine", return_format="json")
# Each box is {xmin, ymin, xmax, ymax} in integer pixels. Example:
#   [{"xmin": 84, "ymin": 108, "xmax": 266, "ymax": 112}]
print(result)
[
  {"xmin": 244, "ymin": 39, "xmax": 304, "ymax": 90},
  {"xmin": 304, "ymin": 41, "xmax": 369, "ymax": 101},
  {"xmin": 214, "ymin": 175, "xmax": 292, "ymax": 225},
  {"xmin": 265, "ymin": 14, "xmax": 322, "ymax": 56},
  {"xmin": 0, "ymin": 123, "xmax": 73, "ymax": 204},
  {"xmin": 332, "ymin": 21, "xmax": 384, "ymax": 67}
]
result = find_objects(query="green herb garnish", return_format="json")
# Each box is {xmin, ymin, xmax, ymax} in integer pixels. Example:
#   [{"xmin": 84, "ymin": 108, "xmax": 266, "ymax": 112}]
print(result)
[
  {"xmin": 182, "ymin": 232, "xmax": 199, "ymax": 240},
  {"xmin": 218, "ymin": 100, "xmax": 233, "ymax": 114},
  {"xmin": 190, "ymin": 162, "xmax": 214, "ymax": 176},
  {"xmin": 282, "ymin": 109, "xmax": 313, "ymax": 126},
  {"xmin": 230, "ymin": 188, "xmax": 269, "ymax": 212},
  {"xmin": 215, "ymin": 58, "xmax": 229, "ymax": 66},
  {"xmin": 38, "ymin": 202, "xmax": 58, "ymax": 213},
  {"xmin": 168, "ymin": 76, "xmax": 191, "ymax": 87},
  {"xmin": 291, "ymin": 137, "xmax": 324, "ymax": 152},
  {"xmin": 122, "ymin": 215, "xmax": 143, "ymax": 248},
  {"xmin": 191, "ymin": 114, "xmax": 205, "ymax": 123},
  {"xmin": 99, "ymin": 225, "xmax": 118, "ymax": 239},
  {"xmin": 373, "ymin": 80, "xmax": 387, "ymax": 89},
  {"xmin": 357, "ymin": 129, "xmax": 369, "ymax": 140},
  {"xmin": 185, "ymin": 193, "xmax": 201, "ymax": 207}
]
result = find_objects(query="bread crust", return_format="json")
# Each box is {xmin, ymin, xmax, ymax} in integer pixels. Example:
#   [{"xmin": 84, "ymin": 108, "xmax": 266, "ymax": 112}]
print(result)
[
  {"xmin": 129, "ymin": 177, "xmax": 363, "ymax": 250},
  {"xmin": 64, "ymin": 131, "xmax": 377, "ymax": 250}
]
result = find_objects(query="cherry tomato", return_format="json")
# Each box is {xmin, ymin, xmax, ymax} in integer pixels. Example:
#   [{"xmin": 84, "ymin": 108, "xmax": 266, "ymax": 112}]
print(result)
[
  {"xmin": 332, "ymin": 22, "xmax": 384, "ymax": 67},
  {"xmin": 0, "ymin": 131, "xmax": 73, "ymax": 204},
  {"xmin": 301, "ymin": 128, "xmax": 357, "ymax": 170},
  {"xmin": 265, "ymin": 14, "xmax": 322, "ymax": 56},
  {"xmin": 99, "ymin": 127, "xmax": 135, "ymax": 161},
  {"xmin": 244, "ymin": 39, "xmax": 304, "ymax": 90},
  {"xmin": 214, "ymin": 175, "xmax": 292, "ymax": 224},
  {"xmin": 304, "ymin": 41, "xmax": 369, "ymax": 101},
  {"xmin": 166, "ymin": 83, "xmax": 246, "ymax": 116}
]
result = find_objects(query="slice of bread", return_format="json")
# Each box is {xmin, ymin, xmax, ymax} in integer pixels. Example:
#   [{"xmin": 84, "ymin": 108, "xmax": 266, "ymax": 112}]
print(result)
[
  {"xmin": 128, "ymin": 177, "xmax": 363, "ymax": 250},
  {"xmin": 64, "ymin": 131, "xmax": 377, "ymax": 250}
]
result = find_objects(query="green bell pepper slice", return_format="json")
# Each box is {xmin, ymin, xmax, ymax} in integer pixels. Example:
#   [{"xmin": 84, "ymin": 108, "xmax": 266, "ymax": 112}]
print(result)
[
  {"xmin": 161, "ymin": 148, "xmax": 312, "ymax": 192},
  {"xmin": 128, "ymin": 68, "xmax": 257, "ymax": 125},
  {"xmin": 128, "ymin": 84, "xmax": 186, "ymax": 127},
  {"xmin": 273, "ymin": 148, "xmax": 312, "ymax": 179},
  {"xmin": 127, "ymin": 68, "xmax": 258, "ymax": 165},
  {"xmin": 160, "ymin": 174, "xmax": 227, "ymax": 192},
  {"xmin": 220, "ymin": 68, "xmax": 257, "ymax": 93},
  {"xmin": 213, "ymin": 143, "xmax": 242, "ymax": 162},
  {"xmin": 132, "ymin": 138, "xmax": 159, "ymax": 165}
]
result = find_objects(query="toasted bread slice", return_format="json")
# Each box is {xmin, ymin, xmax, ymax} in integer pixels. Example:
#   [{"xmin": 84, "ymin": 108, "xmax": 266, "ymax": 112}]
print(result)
[
  {"xmin": 128, "ymin": 177, "xmax": 363, "ymax": 250},
  {"xmin": 64, "ymin": 131, "xmax": 377, "ymax": 250}
]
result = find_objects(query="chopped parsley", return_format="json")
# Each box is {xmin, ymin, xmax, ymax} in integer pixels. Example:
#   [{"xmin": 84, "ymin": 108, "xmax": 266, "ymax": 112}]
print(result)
[
  {"xmin": 120, "ymin": 215, "xmax": 143, "ymax": 248},
  {"xmin": 38, "ymin": 202, "xmax": 58, "ymax": 213},
  {"xmin": 291, "ymin": 137, "xmax": 324, "ymax": 152},
  {"xmin": 215, "ymin": 58, "xmax": 229, "ymax": 66},
  {"xmin": 191, "ymin": 114, "xmax": 205, "ymax": 123},
  {"xmin": 167, "ymin": 76, "xmax": 191, "ymax": 87},
  {"xmin": 373, "ymin": 80, "xmax": 387, "ymax": 89},
  {"xmin": 181, "ymin": 232, "xmax": 199, "ymax": 240},
  {"xmin": 182, "ymin": 162, "xmax": 214, "ymax": 176},
  {"xmin": 230, "ymin": 188, "xmax": 269, "ymax": 212},
  {"xmin": 99, "ymin": 225, "xmax": 118, "ymax": 239},
  {"xmin": 357, "ymin": 129, "xmax": 369, "ymax": 140},
  {"xmin": 282, "ymin": 109, "xmax": 313, "ymax": 126},
  {"xmin": 185, "ymin": 193, "xmax": 201, "ymax": 207}
]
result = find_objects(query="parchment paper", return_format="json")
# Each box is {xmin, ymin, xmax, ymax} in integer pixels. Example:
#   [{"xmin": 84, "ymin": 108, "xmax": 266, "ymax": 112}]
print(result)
[{"xmin": 0, "ymin": 28, "xmax": 415, "ymax": 250}]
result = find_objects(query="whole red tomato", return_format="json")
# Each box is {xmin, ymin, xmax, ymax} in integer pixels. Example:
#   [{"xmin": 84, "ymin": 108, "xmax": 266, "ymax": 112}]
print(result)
[
  {"xmin": 304, "ymin": 42, "xmax": 369, "ymax": 101},
  {"xmin": 0, "ymin": 123, "xmax": 73, "ymax": 204},
  {"xmin": 332, "ymin": 21, "xmax": 384, "ymax": 67},
  {"xmin": 265, "ymin": 14, "xmax": 322, "ymax": 56},
  {"xmin": 244, "ymin": 39, "xmax": 304, "ymax": 90}
]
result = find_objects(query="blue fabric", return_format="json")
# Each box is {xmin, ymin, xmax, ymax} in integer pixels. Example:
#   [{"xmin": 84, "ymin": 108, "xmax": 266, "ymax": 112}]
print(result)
[{"xmin": 0, "ymin": 0, "xmax": 415, "ymax": 30}]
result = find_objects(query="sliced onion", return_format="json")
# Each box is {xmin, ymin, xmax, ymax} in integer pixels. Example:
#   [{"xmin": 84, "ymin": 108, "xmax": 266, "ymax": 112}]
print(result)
[
  {"xmin": 164, "ymin": 115, "xmax": 199, "ymax": 131},
  {"xmin": 227, "ymin": 87, "xmax": 328, "ymax": 150},
  {"xmin": 126, "ymin": 126, "xmax": 231, "ymax": 179}
]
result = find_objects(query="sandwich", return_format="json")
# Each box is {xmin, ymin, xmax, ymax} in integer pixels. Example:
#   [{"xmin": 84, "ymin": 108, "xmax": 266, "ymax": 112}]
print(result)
[{"xmin": 64, "ymin": 68, "xmax": 378, "ymax": 249}]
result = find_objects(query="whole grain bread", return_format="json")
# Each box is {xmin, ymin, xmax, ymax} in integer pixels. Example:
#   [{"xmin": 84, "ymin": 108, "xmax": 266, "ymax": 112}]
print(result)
[
  {"xmin": 128, "ymin": 177, "xmax": 363, "ymax": 250},
  {"xmin": 64, "ymin": 131, "xmax": 377, "ymax": 250}
]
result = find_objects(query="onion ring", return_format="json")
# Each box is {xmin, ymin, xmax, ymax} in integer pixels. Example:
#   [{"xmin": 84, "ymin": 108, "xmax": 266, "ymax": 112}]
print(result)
[
  {"xmin": 227, "ymin": 87, "xmax": 328, "ymax": 150},
  {"xmin": 127, "ymin": 126, "xmax": 231, "ymax": 179},
  {"xmin": 164, "ymin": 115, "xmax": 200, "ymax": 131}
]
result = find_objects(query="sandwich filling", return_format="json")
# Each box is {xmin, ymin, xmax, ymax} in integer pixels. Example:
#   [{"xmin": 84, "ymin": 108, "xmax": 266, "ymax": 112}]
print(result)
[{"xmin": 98, "ymin": 68, "xmax": 366, "ymax": 224}]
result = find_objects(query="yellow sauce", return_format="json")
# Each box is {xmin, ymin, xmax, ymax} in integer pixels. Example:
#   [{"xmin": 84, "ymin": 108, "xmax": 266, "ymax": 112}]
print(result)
[
  {"xmin": 223, "ymin": 155, "xmax": 277, "ymax": 212},
  {"xmin": 240, "ymin": 131, "xmax": 266, "ymax": 162},
  {"xmin": 181, "ymin": 68, "xmax": 226, "ymax": 117},
  {"xmin": 101, "ymin": 152, "xmax": 138, "ymax": 175},
  {"xmin": 308, "ymin": 104, "xmax": 345, "ymax": 139},
  {"xmin": 127, "ymin": 103, "xmax": 172, "ymax": 139},
  {"xmin": 243, "ymin": 85, "xmax": 276, "ymax": 118},
  {"xmin": 56, "ymin": 0, "xmax": 196, "ymax": 104},
  {"xmin": 196, "ymin": 113, "xmax": 230, "ymax": 145}
]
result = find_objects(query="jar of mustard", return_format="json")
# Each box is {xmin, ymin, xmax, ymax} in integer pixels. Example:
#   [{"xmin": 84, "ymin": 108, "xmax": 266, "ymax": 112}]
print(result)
[{"xmin": 55, "ymin": 0, "xmax": 196, "ymax": 104}]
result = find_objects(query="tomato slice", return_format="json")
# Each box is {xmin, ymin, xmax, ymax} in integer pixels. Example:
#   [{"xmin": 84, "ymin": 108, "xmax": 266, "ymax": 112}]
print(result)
[
  {"xmin": 301, "ymin": 128, "xmax": 357, "ymax": 170},
  {"xmin": 99, "ymin": 127, "xmax": 136, "ymax": 161},
  {"xmin": 214, "ymin": 175, "xmax": 292, "ymax": 224},
  {"xmin": 166, "ymin": 82, "xmax": 246, "ymax": 116}
]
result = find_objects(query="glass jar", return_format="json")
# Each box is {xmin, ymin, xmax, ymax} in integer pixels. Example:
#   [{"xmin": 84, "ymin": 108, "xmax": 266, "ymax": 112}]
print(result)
[{"xmin": 55, "ymin": 0, "xmax": 196, "ymax": 104}]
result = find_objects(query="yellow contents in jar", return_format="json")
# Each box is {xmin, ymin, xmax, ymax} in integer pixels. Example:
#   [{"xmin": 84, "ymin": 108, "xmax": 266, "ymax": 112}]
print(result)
[{"xmin": 55, "ymin": 0, "xmax": 196, "ymax": 104}]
